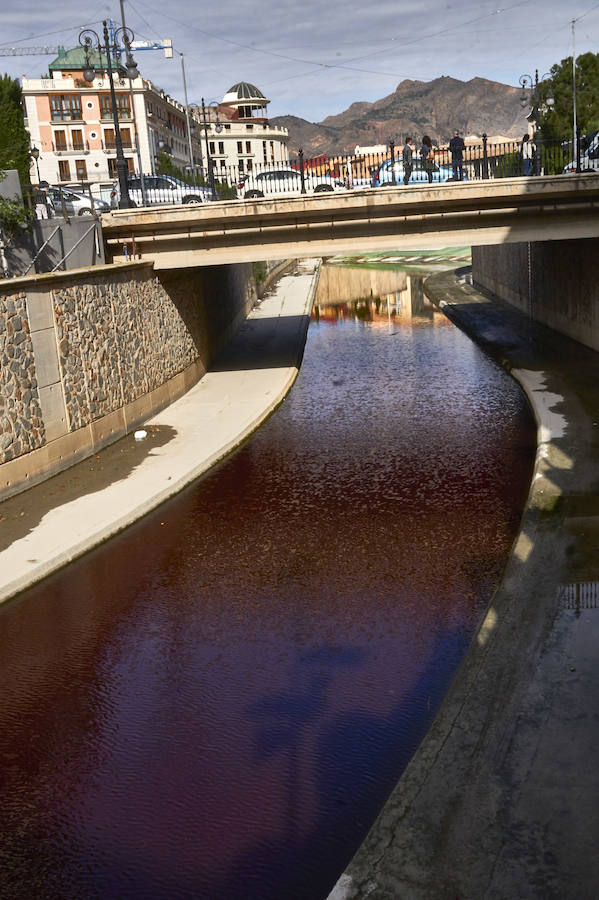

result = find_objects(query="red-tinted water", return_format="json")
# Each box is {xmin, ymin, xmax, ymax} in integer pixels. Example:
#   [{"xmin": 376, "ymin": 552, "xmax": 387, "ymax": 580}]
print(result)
[{"xmin": 0, "ymin": 278, "xmax": 536, "ymax": 899}]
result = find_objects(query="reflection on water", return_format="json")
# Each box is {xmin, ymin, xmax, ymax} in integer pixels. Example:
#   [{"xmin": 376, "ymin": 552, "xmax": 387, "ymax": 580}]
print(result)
[
  {"xmin": 0, "ymin": 267, "xmax": 537, "ymax": 900},
  {"xmin": 315, "ymin": 268, "xmax": 445, "ymax": 326}
]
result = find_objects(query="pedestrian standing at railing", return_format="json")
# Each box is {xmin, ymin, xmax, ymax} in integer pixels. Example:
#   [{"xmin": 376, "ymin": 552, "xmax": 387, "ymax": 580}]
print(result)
[
  {"xmin": 420, "ymin": 136, "xmax": 434, "ymax": 183},
  {"xmin": 521, "ymin": 135, "xmax": 534, "ymax": 176},
  {"xmin": 33, "ymin": 182, "xmax": 53, "ymax": 219},
  {"xmin": 402, "ymin": 137, "xmax": 414, "ymax": 185},
  {"xmin": 449, "ymin": 130, "xmax": 465, "ymax": 181}
]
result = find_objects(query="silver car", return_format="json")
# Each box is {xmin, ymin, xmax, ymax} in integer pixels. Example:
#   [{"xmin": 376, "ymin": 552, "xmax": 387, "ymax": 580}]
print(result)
[
  {"xmin": 48, "ymin": 186, "xmax": 110, "ymax": 216},
  {"xmin": 110, "ymin": 175, "xmax": 213, "ymax": 208}
]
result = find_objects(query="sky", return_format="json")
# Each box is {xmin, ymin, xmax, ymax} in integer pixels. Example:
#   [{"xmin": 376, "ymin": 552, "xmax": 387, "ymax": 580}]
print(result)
[{"xmin": 1, "ymin": 0, "xmax": 598, "ymax": 122}]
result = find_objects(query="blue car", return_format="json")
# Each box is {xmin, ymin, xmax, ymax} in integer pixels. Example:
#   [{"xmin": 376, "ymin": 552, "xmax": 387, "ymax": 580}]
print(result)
[{"xmin": 371, "ymin": 158, "xmax": 457, "ymax": 186}]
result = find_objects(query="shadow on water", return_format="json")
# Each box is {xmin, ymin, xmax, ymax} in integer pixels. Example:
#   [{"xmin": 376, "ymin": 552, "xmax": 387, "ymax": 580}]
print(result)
[{"xmin": 216, "ymin": 628, "xmax": 470, "ymax": 900}]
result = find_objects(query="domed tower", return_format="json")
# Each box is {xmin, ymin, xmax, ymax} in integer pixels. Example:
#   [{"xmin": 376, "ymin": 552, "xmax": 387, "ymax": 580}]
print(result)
[{"xmin": 221, "ymin": 82, "xmax": 269, "ymax": 122}]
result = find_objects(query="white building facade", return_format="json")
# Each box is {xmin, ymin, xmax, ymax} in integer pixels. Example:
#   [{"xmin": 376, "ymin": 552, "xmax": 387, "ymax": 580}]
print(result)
[{"xmin": 191, "ymin": 82, "xmax": 289, "ymax": 181}]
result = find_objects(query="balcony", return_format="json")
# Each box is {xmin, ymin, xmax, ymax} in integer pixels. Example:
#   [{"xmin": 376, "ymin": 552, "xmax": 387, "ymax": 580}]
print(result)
[
  {"xmin": 102, "ymin": 140, "xmax": 136, "ymax": 152},
  {"xmin": 52, "ymin": 140, "xmax": 90, "ymax": 155}
]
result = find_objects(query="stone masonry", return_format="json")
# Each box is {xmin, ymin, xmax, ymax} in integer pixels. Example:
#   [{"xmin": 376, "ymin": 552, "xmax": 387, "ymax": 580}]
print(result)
[
  {"xmin": 0, "ymin": 290, "xmax": 45, "ymax": 463},
  {"xmin": 0, "ymin": 261, "xmax": 256, "ymax": 476}
]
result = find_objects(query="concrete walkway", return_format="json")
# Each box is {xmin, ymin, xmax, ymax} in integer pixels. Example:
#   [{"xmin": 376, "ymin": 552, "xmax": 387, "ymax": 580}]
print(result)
[
  {"xmin": 0, "ymin": 259, "xmax": 319, "ymax": 605},
  {"xmin": 330, "ymin": 269, "xmax": 599, "ymax": 899}
]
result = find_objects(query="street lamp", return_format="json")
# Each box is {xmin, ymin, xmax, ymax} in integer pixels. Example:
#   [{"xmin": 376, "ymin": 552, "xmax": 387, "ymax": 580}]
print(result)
[
  {"xmin": 30, "ymin": 146, "xmax": 41, "ymax": 184},
  {"xmin": 200, "ymin": 98, "xmax": 223, "ymax": 201},
  {"xmin": 79, "ymin": 21, "xmax": 139, "ymax": 209},
  {"xmin": 519, "ymin": 69, "xmax": 554, "ymax": 175}
]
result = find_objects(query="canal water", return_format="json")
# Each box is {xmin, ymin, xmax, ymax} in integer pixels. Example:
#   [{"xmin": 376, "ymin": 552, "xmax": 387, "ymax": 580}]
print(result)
[{"xmin": 0, "ymin": 264, "xmax": 536, "ymax": 900}]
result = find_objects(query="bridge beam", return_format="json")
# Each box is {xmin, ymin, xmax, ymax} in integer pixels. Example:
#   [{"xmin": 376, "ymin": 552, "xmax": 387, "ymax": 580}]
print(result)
[{"xmin": 101, "ymin": 174, "xmax": 599, "ymax": 269}]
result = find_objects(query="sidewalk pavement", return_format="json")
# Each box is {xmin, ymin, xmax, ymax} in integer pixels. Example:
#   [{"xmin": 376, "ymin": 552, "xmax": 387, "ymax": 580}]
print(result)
[
  {"xmin": 0, "ymin": 259, "xmax": 319, "ymax": 605},
  {"xmin": 330, "ymin": 268, "xmax": 599, "ymax": 900}
]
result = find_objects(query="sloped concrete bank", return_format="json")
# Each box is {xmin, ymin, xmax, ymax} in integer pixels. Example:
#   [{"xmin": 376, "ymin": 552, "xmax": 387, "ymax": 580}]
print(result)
[
  {"xmin": 329, "ymin": 269, "xmax": 599, "ymax": 899},
  {"xmin": 0, "ymin": 259, "xmax": 319, "ymax": 605}
]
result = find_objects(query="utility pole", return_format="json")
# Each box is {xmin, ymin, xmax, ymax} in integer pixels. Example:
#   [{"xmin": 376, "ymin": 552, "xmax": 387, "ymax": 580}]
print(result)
[
  {"xmin": 119, "ymin": 0, "xmax": 147, "ymax": 204},
  {"xmin": 180, "ymin": 53, "xmax": 196, "ymax": 184},
  {"xmin": 572, "ymin": 18, "xmax": 579, "ymax": 172}
]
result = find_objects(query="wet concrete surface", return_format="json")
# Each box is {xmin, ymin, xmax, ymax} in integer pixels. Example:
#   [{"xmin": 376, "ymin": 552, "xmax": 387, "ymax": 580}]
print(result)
[{"xmin": 330, "ymin": 269, "xmax": 599, "ymax": 900}]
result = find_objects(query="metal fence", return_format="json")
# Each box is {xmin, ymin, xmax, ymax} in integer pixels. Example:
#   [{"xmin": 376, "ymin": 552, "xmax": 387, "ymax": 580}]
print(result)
[{"xmin": 37, "ymin": 135, "xmax": 592, "ymax": 211}]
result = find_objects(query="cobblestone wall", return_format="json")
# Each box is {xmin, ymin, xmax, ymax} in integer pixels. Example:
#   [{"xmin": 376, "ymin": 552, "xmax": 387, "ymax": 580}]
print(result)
[
  {"xmin": 52, "ymin": 267, "xmax": 204, "ymax": 431},
  {"xmin": 0, "ymin": 291, "xmax": 45, "ymax": 462},
  {"xmin": 0, "ymin": 261, "xmax": 255, "ymax": 468}
]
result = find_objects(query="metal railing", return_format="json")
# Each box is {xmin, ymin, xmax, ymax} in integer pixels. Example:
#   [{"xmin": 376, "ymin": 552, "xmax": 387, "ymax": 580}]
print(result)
[{"xmin": 100, "ymin": 136, "xmax": 596, "ymax": 209}]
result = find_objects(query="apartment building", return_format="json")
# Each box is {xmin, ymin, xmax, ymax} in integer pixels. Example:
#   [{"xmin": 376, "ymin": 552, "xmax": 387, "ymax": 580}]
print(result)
[{"xmin": 22, "ymin": 45, "xmax": 203, "ymax": 186}]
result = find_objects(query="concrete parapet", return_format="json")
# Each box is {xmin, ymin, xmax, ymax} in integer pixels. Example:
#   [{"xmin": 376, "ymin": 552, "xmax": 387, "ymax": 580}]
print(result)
[{"xmin": 0, "ymin": 259, "xmax": 256, "ymax": 499}]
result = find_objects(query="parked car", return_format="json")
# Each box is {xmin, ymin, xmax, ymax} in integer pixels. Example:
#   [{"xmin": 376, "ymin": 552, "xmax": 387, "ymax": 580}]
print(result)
[
  {"xmin": 371, "ymin": 158, "xmax": 456, "ymax": 186},
  {"xmin": 237, "ymin": 167, "xmax": 345, "ymax": 199},
  {"xmin": 110, "ymin": 174, "xmax": 214, "ymax": 208},
  {"xmin": 563, "ymin": 130, "xmax": 599, "ymax": 174},
  {"xmin": 48, "ymin": 186, "xmax": 110, "ymax": 216}
]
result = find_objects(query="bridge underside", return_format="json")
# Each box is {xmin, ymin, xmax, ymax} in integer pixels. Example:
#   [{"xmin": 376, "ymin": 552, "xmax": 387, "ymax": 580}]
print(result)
[{"xmin": 102, "ymin": 174, "xmax": 599, "ymax": 269}]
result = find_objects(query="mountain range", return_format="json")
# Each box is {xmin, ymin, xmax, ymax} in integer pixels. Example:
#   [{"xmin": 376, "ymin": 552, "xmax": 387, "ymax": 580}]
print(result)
[{"xmin": 271, "ymin": 76, "xmax": 529, "ymax": 157}]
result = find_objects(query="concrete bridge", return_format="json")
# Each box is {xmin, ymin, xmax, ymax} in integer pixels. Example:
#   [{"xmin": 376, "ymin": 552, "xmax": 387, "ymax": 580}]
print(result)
[{"xmin": 101, "ymin": 174, "xmax": 599, "ymax": 269}]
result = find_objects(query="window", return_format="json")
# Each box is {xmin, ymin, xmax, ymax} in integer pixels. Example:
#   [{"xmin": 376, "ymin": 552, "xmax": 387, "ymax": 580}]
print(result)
[
  {"xmin": 100, "ymin": 93, "xmax": 131, "ymax": 120},
  {"xmin": 104, "ymin": 128, "xmax": 115, "ymax": 149},
  {"xmin": 218, "ymin": 142, "xmax": 224, "ymax": 155},
  {"xmin": 120, "ymin": 128, "xmax": 132, "ymax": 149},
  {"xmin": 75, "ymin": 159, "xmax": 88, "ymax": 180},
  {"xmin": 58, "ymin": 159, "xmax": 71, "ymax": 180},
  {"xmin": 50, "ymin": 94, "xmax": 82, "ymax": 121},
  {"xmin": 262, "ymin": 140, "xmax": 267, "ymax": 162},
  {"xmin": 209, "ymin": 141, "xmax": 215, "ymax": 154},
  {"xmin": 247, "ymin": 159, "xmax": 253, "ymax": 172},
  {"xmin": 108, "ymin": 157, "xmax": 118, "ymax": 177},
  {"xmin": 71, "ymin": 129, "xmax": 84, "ymax": 151},
  {"xmin": 54, "ymin": 130, "xmax": 67, "ymax": 151},
  {"xmin": 237, "ymin": 141, "xmax": 243, "ymax": 153},
  {"xmin": 246, "ymin": 141, "xmax": 251, "ymax": 154}
]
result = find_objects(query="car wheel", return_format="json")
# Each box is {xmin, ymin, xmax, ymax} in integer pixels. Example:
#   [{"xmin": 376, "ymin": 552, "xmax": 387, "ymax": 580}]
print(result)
[
  {"xmin": 314, "ymin": 184, "xmax": 334, "ymax": 192},
  {"xmin": 244, "ymin": 190, "xmax": 264, "ymax": 199},
  {"xmin": 183, "ymin": 196, "xmax": 203, "ymax": 204},
  {"xmin": 78, "ymin": 207, "xmax": 93, "ymax": 216}
]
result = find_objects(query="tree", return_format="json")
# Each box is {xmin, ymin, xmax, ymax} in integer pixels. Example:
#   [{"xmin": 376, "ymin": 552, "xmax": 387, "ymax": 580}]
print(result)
[
  {"xmin": 538, "ymin": 51, "xmax": 599, "ymax": 141},
  {"xmin": 0, "ymin": 75, "xmax": 31, "ymax": 186}
]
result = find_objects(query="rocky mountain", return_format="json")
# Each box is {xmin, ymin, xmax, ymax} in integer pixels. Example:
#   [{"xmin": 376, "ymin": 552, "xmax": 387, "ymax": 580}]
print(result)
[{"xmin": 271, "ymin": 76, "xmax": 528, "ymax": 156}]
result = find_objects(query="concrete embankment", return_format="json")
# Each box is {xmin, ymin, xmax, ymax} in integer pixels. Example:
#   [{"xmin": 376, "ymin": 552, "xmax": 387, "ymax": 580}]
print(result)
[
  {"xmin": 0, "ymin": 259, "xmax": 319, "ymax": 605},
  {"xmin": 330, "ymin": 268, "xmax": 599, "ymax": 899}
]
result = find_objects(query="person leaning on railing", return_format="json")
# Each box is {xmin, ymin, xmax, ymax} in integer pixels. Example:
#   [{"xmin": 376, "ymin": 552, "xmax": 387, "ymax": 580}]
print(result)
[
  {"xmin": 420, "ymin": 136, "xmax": 434, "ymax": 183},
  {"xmin": 520, "ymin": 134, "xmax": 534, "ymax": 176}
]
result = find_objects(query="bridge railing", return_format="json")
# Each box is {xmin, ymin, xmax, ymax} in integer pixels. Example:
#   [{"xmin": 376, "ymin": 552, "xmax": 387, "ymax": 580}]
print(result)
[{"xmin": 109, "ymin": 137, "xmax": 591, "ymax": 208}]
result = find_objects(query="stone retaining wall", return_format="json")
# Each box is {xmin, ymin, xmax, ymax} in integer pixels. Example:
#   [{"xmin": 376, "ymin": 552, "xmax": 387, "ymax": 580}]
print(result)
[
  {"xmin": 472, "ymin": 238, "xmax": 599, "ymax": 351},
  {"xmin": 0, "ymin": 260, "xmax": 256, "ymax": 499}
]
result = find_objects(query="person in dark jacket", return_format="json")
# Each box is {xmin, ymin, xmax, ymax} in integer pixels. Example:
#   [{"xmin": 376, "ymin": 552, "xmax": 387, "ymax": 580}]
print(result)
[
  {"xmin": 420, "ymin": 135, "xmax": 434, "ymax": 183},
  {"xmin": 449, "ymin": 130, "xmax": 465, "ymax": 180},
  {"xmin": 402, "ymin": 137, "xmax": 414, "ymax": 185}
]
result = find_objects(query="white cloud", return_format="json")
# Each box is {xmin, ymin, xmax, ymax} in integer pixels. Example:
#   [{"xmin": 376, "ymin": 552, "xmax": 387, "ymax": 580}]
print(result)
[{"xmin": 1, "ymin": 0, "xmax": 597, "ymax": 121}]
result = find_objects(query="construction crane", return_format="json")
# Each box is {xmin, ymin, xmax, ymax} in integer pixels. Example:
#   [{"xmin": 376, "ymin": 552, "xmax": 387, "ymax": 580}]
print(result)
[{"xmin": 0, "ymin": 36, "xmax": 172, "ymax": 58}]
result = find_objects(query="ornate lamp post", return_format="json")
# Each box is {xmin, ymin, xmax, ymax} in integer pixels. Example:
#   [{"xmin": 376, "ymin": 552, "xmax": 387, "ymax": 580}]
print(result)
[
  {"xmin": 519, "ymin": 69, "xmax": 554, "ymax": 175},
  {"xmin": 30, "ymin": 146, "xmax": 41, "ymax": 184},
  {"xmin": 200, "ymin": 98, "xmax": 223, "ymax": 201},
  {"xmin": 79, "ymin": 21, "xmax": 139, "ymax": 209}
]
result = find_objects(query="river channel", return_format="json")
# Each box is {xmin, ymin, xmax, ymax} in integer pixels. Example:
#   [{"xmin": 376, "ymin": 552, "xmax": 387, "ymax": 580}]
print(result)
[{"xmin": 0, "ymin": 262, "xmax": 536, "ymax": 899}]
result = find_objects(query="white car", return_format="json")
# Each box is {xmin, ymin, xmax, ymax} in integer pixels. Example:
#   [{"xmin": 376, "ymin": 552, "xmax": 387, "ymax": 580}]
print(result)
[
  {"xmin": 237, "ymin": 167, "xmax": 345, "ymax": 199},
  {"xmin": 110, "ymin": 174, "xmax": 214, "ymax": 208}
]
